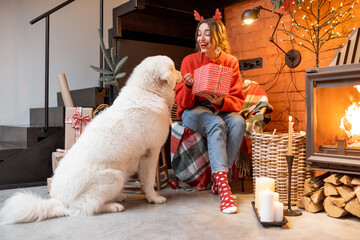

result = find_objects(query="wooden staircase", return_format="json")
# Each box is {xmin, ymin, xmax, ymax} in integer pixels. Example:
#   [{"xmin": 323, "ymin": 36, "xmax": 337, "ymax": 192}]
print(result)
[{"xmin": 0, "ymin": 87, "xmax": 106, "ymax": 189}]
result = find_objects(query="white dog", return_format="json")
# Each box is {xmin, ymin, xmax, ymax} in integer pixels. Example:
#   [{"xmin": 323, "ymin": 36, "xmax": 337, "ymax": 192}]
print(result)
[{"xmin": 0, "ymin": 55, "xmax": 182, "ymax": 224}]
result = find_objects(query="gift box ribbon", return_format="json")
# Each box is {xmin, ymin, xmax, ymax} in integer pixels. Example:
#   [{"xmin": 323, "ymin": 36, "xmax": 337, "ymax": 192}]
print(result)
[
  {"xmin": 65, "ymin": 107, "xmax": 91, "ymax": 142},
  {"xmin": 56, "ymin": 148, "xmax": 68, "ymax": 154}
]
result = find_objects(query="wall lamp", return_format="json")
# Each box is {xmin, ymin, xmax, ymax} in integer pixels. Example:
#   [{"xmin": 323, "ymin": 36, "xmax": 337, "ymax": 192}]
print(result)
[{"xmin": 241, "ymin": 6, "xmax": 301, "ymax": 68}]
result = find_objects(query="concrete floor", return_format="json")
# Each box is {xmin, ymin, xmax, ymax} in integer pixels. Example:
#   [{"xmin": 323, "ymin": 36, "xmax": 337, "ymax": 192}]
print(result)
[{"xmin": 0, "ymin": 181, "xmax": 359, "ymax": 240}]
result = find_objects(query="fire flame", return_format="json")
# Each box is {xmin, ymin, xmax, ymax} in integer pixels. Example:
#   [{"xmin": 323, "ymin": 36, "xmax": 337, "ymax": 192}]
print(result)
[{"xmin": 340, "ymin": 85, "xmax": 360, "ymax": 147}]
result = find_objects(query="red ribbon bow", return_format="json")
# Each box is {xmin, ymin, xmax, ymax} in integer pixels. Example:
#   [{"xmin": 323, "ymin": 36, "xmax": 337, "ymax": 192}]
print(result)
[{"xmin": 65, "ymin": 107, "xmax": 91, "ymax": 142}]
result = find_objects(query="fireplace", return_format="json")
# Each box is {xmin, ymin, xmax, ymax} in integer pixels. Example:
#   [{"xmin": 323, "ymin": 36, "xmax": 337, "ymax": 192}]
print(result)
[{"xmin": 305, "ymin": 63, "xmax": 360, "ymax": 175}]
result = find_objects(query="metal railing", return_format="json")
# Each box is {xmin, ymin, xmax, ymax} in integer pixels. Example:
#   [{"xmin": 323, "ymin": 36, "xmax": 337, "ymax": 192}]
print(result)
[{"xmin": 30, "ymin": 0, "xmax": 75, "ymax": 133}]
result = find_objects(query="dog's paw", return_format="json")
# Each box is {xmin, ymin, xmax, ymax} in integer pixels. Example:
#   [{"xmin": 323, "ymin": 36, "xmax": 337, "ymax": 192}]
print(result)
[
  {"xmin": 146, "ymin": 195, "xmax": 167, "ymax": 204},
  {"xmin": 109, "ymin": 203, "xmax": 125, "ymax": 213},
  {"xmin": 112, "ymin": 203, "xmax": 125, "ymax": 212},
  {"xmin": 99, "ymin": 203, "xmax": 125, "ymax": 213}
]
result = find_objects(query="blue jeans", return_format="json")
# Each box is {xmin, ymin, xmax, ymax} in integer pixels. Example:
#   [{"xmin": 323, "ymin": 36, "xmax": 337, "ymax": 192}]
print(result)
[{"xmin": 182, "ymin": 102, "xmax": 246, "ymax": 173}]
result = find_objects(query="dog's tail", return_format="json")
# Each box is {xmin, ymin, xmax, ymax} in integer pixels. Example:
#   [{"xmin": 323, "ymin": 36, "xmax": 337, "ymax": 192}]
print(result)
[{"xmin": 0, "ymin": 191, "xmax": 68, "ymax": 225}]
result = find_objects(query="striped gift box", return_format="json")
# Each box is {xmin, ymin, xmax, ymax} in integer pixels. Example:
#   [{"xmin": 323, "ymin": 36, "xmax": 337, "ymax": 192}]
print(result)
[{"xmin": 192, "ymin": 63, "xmax": 233, "ymax": 97}]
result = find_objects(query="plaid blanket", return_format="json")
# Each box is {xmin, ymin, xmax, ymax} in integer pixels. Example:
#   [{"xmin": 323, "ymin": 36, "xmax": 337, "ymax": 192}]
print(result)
[{"xmin": 170, "ymin": 80, "xmax": 273, "ymax": 189}]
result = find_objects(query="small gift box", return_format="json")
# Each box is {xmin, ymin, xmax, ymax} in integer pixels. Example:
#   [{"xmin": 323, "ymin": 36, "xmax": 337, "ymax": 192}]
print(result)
[
  {"xmin": 65, "ymin": 107, "xmax": 93, "ymax": 150},
  {"xmin": 47, "ymin": 177, "xmax": 52, "ymax": 193},
  {"xmin": 192, "ymin": 63, "xmax": 233, "ymax": 97},
  {"xmin": 52, "ymin": 150, "xmax": 66, "ymax": 172}
]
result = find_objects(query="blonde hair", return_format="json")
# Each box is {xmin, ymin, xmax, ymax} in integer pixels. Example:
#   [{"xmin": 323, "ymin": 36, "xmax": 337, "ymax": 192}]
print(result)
[{"xmin": 195, "ymin": 18, "xmax": 231, "ymax": 54}]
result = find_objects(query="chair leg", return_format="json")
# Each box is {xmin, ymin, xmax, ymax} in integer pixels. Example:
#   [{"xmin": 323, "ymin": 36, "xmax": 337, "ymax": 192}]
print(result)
[
  {"xmin": 124, "ymin": 146, "xmax": 169, "ymax": 194},
  {"xmin": 156, "ymin": 146, "xmax": 169, "ymax": 191},
  {"xmin": 241, "ymin": 178, "xmax": 245, "ymax": 192}
]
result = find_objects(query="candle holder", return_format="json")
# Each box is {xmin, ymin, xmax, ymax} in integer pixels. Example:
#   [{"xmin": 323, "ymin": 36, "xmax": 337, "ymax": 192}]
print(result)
[{"xmin": 284, "ymin": 155, "xmax": 302, "ymax": 216}]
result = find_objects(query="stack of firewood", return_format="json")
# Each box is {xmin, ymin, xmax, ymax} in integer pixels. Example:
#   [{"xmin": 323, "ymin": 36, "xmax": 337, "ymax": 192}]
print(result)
[{"xmin": 300, "ymin": 172, "xmax": 360, "ymax": 218}]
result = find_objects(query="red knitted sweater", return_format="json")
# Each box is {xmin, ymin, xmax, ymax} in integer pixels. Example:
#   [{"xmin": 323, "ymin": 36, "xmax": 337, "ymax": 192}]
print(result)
[{"xmin": 175, "ymin": 52, "xmax": 244, "ymax": 119}]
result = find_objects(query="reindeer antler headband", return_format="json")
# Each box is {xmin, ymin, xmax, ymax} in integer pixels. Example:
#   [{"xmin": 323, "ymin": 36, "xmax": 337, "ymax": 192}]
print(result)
[{"xmin": 194, "ymin": 8, "xmax": 222, "ymax": 22}]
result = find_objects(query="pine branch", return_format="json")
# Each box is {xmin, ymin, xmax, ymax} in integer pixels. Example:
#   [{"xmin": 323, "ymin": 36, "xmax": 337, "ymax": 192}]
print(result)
[
  {"xmin": 97, "ymin": 29, "xmax": 114, "ymax": 72},
  {"xmin": 111, "ymin": 48, "xmax": 116, "ymax": 67},
  {"xmin": 90, "ymin": 28, "xmax": 128, "ymax": 90},
  {"xmin": 90, "ymin": 65, "xmax": 113, "ymax": 75},
  {"xmin": 115, "ymin": 72, "xmax": 126, "ymax": 79},
  {"xmin": 115, "ymin": 56, "xmax": 128, "ymax": 74}
]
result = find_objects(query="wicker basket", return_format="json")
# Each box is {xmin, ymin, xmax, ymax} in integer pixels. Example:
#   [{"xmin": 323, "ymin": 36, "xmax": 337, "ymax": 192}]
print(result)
[{"xmin": 252, "ymin": 131, "xmax": 312, "ymax": 205}]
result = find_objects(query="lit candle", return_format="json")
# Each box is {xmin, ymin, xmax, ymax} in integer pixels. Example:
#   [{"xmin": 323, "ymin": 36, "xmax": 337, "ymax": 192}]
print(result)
[
  {"xmin": 259, "ymin": 188, "xmax": 274, "ymax": 222},
  {"xmin": 273, "ymin": 201, "xmax": 284, "ymax": 222},
  {"xmin": 255, "ymin": 177, "xmax": 275, "ymax": 211},
  {"xmin": 288, "ymin": 116, "xmax": 293, "ymax": 155}
]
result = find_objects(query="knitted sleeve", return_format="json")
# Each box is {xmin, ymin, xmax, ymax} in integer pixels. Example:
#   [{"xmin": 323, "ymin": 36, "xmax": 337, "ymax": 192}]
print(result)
[{"xmin": 175, "ymin": 55, "xmax": 197, "ymax": 119}]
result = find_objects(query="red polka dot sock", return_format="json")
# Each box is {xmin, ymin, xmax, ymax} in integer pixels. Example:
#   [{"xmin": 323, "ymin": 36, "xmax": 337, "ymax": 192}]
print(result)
[
  {"xmin": 211, "ymin": 175, "xmax": 218, "ymax": 195},
  {"xmin": 213, "ymin": 171, "xmax": 237, "ymax": 214}
]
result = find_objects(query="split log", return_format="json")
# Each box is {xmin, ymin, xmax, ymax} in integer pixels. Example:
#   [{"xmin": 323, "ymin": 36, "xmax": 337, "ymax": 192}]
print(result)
[
  {"xmin": 324, "ymin": 197, "xmax": 348, "ymax": 218},
  {"xmin": 303, "ymin": 172, "xmax": 330, "ymax": 195},
  {"xmin": 351, "ymin": 178, "xmax": 360, "ymax": 186},
  {"xmin": 310, "ymin": 188, "xmax": 325, "ymax": 204},
  {"xmin": 329, "ymin": 196, "xmax": 346, "ymax": 208},
  {"xmin": 324, "ymin": 182, "xmax": 339, "ymax": 196},
  {"xmin": 303, "ymin": 196, "xmax": 324, "ymax": 213},
  {"xmin": 345, "ymin": 198, "xmax": 360, "ymax": 218},
  {"xmin": 355, "ymin": 186, "xmax": 360, "ymax": 201},
  {"xmin": 324, "ymin": 173, "xmax": 342, "ymax": 186},
  {"xmin": 297, "ymin": 196, "xmax": 305, "ymax": 209},
  {"xmin": 336, "ymin": 185, "xmax": 356, "ymax": 202},
  {"xmin": 340, "ymin": 175, "xmax": 353, "ymax": 186}
]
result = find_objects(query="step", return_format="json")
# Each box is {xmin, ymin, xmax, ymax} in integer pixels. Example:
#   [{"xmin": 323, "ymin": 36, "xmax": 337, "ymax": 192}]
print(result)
[
  {"xmin": 0, "ymin": 125, "xmax": 63, "ymax": 148},
  {"xmin": 0, "ymin": 129, "xmax": 65, "ymax": 189},
  {"xmin": 0, "ymin": 142, "xmax": 25, "ymax": 161},
  {"xmin": 30, "ymin": 106, "xmax": 65, "ymax": 127},
  {"xmin": 57, "ymin": 87, "xmax": 107, "ymax": 108}
]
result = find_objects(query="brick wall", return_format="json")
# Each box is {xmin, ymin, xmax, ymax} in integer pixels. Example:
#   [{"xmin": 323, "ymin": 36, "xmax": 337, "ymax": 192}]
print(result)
[{"xmin": 225, "ymin": 0, "xmax": 360, "ymax": 132}]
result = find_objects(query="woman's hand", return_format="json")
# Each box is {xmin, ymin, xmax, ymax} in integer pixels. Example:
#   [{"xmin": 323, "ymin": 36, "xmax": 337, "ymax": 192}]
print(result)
[
  {"xmin": 183, "ymin": 73, "xmax": 194, "ymax": 87},
  {"xmin": 201, "ymin": 93, "xmax": 224, "ymax": 107}
]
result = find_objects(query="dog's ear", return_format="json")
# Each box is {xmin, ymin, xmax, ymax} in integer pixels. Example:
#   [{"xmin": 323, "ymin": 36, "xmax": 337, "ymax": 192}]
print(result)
[{"xmin": 159, "ymin": 67, "xmax": 175, "ymax": 88}]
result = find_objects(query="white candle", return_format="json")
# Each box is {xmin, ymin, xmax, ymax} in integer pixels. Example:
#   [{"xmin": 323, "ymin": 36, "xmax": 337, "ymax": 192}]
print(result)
[
  {"xmin": 288, "ymin": 116, "xmax": 293, "ymax": 155},
  {"xmin": 259, "ymin": 188, "xmax": 274, "ymax": 222},
  {"xmin": 274, "ymin": 192, "xmax": 279, "ymax": 202},
  {"xmin": 273, "ymin": 201, "xmax": 284, "ymax": 222},
  {"xmin": 255, "ymin": 177, "xmax": 275, "ymax": 211}
]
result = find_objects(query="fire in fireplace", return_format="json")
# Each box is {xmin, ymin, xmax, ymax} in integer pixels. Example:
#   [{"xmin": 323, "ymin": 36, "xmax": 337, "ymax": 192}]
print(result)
[
  {"xmin": 305, "ymin": 63, "xmax": 360, "ymax": 174},
  {"xmin": 340, "ymin": 84, "xmax": 360, "ymax": 147}
]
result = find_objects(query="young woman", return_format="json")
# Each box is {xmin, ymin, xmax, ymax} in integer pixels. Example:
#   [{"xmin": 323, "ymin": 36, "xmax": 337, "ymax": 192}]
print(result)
[{"xmin": 175, "ymin": 9, "xmax": 246, "ymax": 214}]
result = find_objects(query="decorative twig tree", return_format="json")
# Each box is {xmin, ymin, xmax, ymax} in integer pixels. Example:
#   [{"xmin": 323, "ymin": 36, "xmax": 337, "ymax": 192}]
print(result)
[{"xmin": 278, "ymin": 0, "xmax": 358, "ymax": 67}]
